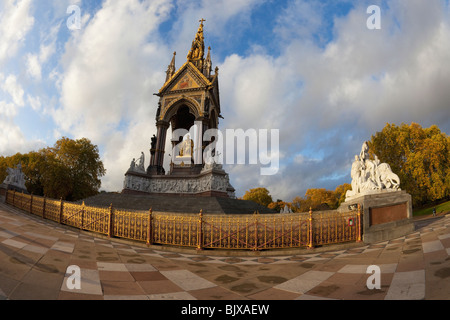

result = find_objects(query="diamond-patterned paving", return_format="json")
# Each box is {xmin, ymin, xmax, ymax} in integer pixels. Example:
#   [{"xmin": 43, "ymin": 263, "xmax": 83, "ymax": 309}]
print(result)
[{"xmin": 0, "ymin": 201, "xmax": 449, "ymax": 300}]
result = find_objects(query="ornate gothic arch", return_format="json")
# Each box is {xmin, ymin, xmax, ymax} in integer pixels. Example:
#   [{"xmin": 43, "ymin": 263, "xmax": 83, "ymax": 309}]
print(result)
[{"xmin": 162, "ymin": 97, "xmax": 201, "ymax": 123}]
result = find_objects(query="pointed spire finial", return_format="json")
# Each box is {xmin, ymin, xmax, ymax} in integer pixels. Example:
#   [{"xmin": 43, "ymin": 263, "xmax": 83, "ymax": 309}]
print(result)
[
  {"xmin": 187, "ymin": 19, "xmax": 206, "ymax": 71},
  {"xmin": 204, "ymin": 46, "xmax": 212, "ymax": 77},
  {"xmin": 165, "ymin": 51, "xmax": 176, "ymax": 82}
]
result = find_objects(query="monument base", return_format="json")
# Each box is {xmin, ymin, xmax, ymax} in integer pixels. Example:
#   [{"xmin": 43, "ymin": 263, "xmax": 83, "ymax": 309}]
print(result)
[
  {"xmin": 80, "ymin": 193, "xmax": 276, "ymax": 214},
  {"xmin": 123, "ymin": 164, "xmax": 236, "ymax": 199},
  {"xmin": 339, "ymin": 190, "xmax": 415, "ymax": 243}
]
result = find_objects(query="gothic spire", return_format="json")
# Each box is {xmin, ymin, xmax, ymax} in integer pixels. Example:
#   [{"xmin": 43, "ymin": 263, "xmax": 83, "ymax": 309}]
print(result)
[
  {"xmin": 165, "ymin": 51, "xmax": 176, "ymax": 82},
  {"xmin": 187, "ymin": 19, "xmax": 206, "ymax": 72},
  {"xmin": 203, "ymin": 46, "xmax": 212, "ymax": 78}
]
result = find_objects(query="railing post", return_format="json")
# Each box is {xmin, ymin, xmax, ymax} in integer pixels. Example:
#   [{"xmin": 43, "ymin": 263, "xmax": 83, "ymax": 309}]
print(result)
[
  {"xmin": 59, "ymin": 198, "xmax": 64, "ymax": 224},
  {"xmin": 253, "ymin": 212, "xmax": 258, "ymax": 251},
  {"xmin": 308, "ymin": 207, "xmax": 314, "ymax": 249},
  {"xmin": 42, "ymin": 196, "xmax": 46, "ymax": 220},
  {"xmin": 30, "ymin": 193, "xmax": 33, "ymax": 214},
  {"xmin": 147, "ymin": 208, "xmax": 153, "ymax": 246},
  {"xmin": 12, "ymin": 190, "xmax": 16, "ymax": 207},
  {"xmin": 108, "ymin": 204, "xmax": 114, "ymax": 238},
  {"xmin": 81, "ymin": 201, "xmax": 85, "ymax": 230},
  {"xmin": 357, "ymin": 203, "xmax": 362, "ymax": 242},
  {"xmin": 197, "ymin": 210, "xmax": 203, "ymax": 251}
]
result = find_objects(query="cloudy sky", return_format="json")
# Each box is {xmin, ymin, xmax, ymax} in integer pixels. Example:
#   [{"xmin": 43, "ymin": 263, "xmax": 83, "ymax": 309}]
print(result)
[{"xmin": 1, "ymin": 0, "xmax": 449, "ymax": 202}]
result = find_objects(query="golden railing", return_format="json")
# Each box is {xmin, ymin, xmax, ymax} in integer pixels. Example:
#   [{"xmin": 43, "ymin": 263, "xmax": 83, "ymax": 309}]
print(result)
[
  {"xmin": 4, "ymin": 190, "xmax": 362, "ymax": 251},
  {"xmin": 113, "ymin": 208, "xmax": 149, "ymax": 242}
]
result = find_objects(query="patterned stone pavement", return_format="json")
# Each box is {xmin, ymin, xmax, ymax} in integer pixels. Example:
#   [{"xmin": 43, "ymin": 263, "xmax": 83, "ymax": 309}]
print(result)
[{"xmin": 0, "ymin": 200, "xmax": 449, "ymax": 301}]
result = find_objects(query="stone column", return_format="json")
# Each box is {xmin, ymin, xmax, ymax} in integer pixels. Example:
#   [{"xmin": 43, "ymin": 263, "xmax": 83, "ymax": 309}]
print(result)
[
  {"xmin": 193, "ymin": 118, "xmax": 204, "ymax": 165},
  {"xmin": 148, "ymin": 120, "xmax": 169, "ymax": 175}
]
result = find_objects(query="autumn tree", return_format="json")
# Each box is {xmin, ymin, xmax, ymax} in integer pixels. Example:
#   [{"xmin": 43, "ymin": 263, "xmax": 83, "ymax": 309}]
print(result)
[
  {"xmin": 291, "ymin": 189, "xmax": 334, "ymax": 212},
  {"xmin": 268, "ymin": 199, "xmax": 292, "ymax": 212},
  {"xmin": 334, "ymin": 183, "xmax": 352, "ymax": 207},
  {"xmin": 368, "ymin": 123, "xmax": 450, "ymax": 206},
  {"xmin": 46, "ymin": 137, "xmax": 106, "ymax": 201},
  {"xmin": 291, "ymin": 184, "xmax": 352, "ymax": 212},
  {"xmin": 0, "ymin": 137, "xmax": 106, "ymax": 201},
  {"xmin": 291, "ymin": 195, "xmax": 310, "ymax": 213},
  {"xmin": 242, "ymin": 187, "xmax": 273, "ymax": 207}
]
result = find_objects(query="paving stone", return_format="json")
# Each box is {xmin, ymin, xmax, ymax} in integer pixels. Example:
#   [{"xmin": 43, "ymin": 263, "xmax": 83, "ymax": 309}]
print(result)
[
  {"xmin": 160, "ymin": 270, "xmax": 217, "ymax": 291},
  {"xmin": 61, "ymin": 269, "xmax": 103, "ymax": 296},
  {"xmin": 274, "ymin": 271, "xmax": 334, "ymax": 294},
  {"xmin": 422, "ymin": 240, "xmax": 445, "ymax": 253},
  {"xmin": 101, "ymin": 280, "xmax": 145, "ymax": 296},
  {"xmin": 385, "ymin": 270, "xmax": 426, "ymax": 300},
  {"xmin": 51, "ymin": 241, "xmax": 75, "ymax": 253}
]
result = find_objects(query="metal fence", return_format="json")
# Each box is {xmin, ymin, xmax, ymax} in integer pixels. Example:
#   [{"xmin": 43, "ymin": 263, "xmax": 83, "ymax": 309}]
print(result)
[{"xmin": 5, "ymin": 190, "xmax": 362, "ymax": 251}]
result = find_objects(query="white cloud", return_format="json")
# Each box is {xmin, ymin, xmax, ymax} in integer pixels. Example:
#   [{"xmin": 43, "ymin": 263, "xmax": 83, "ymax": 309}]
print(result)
[
  {"xmin": 214, "ymin": 1, "xmax": 450, "ymax": 200},
  {"xmin": 0, "ymin": 101, "xmax": 17, "ymax": 119},
  {"xmin": 26, "ymin": 54, "xmax": 42, "ymax": 80},
  {"xmin": 39, "ymin": 41, "xmax": 56, "ymax": 63},
  {"xmin": 0, "ymin": 73, "xmax": 44, "ymax": 155},
  {"xmin": 1, "ymin": 74, "xmax": 25, "ymax": 107},
  {"xmin": 164, "ymin": 0, "xmax": 262, "ymax": 58},
  {"xmin": 27, "ymin": 94, "xmax": 42, "ymax": 112},
  {"xmin": 54, "ymin": 0, "xmax": 173, "ymax": 190},
  {"xmin": 26, "ymin": 21, "xmax": 58, "ymax": 81},
  {"xmin": 57, "ymin": 0, "xmax": 172, "ymax": 134},
  {"xmin": 274, "ymin": 0, "xmax": 326, "ymax": 43},
  {"xmin": 0, "ymin": 118, "xmax": 26, "ymax": 155},
  {"xmin": 0, "ymin": 98, "xmax": 41, "ymax": 155},
  {"xmin": 0, "ymin": 0, "xmax": 35, "ymax": 65}
]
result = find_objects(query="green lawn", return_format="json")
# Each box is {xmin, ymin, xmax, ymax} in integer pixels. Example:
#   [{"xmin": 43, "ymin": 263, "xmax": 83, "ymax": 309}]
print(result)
[{"xmin": 413, "ymin": 200, "xmax": 450, "ymax": 217}]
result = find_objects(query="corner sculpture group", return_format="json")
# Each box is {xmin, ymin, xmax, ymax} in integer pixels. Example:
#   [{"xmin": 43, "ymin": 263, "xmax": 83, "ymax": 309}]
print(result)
[
  {"xmin": 2, "ymin": 163, "xmax": 27, "ymax": 191},
  {"xmin": 346, "ymin": 142, "xmax": 401, "ymax": 200}
]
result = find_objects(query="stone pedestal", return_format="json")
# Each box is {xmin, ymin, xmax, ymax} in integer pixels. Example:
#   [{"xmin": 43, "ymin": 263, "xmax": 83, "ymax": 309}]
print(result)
[
  {"xmin": 339, "ymin": 190, "xmax": 415, "ymax": 243},
  {"xmin": 0, "ymin": 183, "xmax": 7, "ymax": 199},
  {"xmin": 0, "ymin": 183, "xmax": 29, "ymax": 204}
]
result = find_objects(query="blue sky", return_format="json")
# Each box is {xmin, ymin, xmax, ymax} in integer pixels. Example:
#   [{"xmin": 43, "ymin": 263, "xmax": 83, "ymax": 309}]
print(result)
[{"xmin": 1, "ymin": 0, "xmax": 450, "ymax": 201}]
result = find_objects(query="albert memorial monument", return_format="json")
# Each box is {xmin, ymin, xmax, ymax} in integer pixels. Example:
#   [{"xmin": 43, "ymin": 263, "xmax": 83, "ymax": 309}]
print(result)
[{"xmin": 122, "ymin": 20, "xmax": 235, "ymax": 199}]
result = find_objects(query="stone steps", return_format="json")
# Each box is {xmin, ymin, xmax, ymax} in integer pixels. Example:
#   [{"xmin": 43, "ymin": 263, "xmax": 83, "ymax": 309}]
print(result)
[{"xmin": 79, "ymin": 193, "xmax": 276, "ymax": 215}]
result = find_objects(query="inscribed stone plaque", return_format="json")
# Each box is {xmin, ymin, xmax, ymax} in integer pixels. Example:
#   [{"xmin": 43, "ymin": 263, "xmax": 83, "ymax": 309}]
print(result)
[{"xmin": 369, "ymin": 202, "xmax": 407, "ymax": 226}]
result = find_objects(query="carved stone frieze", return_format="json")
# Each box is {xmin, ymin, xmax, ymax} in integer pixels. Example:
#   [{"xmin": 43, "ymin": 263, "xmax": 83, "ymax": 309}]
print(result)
[{"xmin": 124, "ymin": 171, "xmax": 235, "ymax": 198}]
